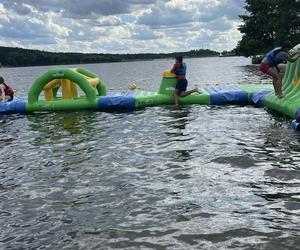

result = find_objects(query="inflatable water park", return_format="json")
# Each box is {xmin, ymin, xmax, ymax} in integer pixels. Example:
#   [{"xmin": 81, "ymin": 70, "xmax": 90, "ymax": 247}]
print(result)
[{"xmin": 1, "ymin": 44, "xmax": 300, "ymax": 129}]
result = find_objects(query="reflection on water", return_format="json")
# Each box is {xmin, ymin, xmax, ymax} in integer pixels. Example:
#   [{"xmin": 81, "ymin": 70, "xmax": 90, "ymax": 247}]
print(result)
[
  {"xmin": 161, "ymin": 106, "xmax": 194, "ymax": 162},
  {"xmin": 163, "ymin": 106, "xmax": 191, "ymax": 130},
  {"xmin": 28, "ymin": 112, "xmax": 99, "ymax": 144},
  {"xmin": 1, "ymin": 58, "xmax": 300, "ymax": 249}
]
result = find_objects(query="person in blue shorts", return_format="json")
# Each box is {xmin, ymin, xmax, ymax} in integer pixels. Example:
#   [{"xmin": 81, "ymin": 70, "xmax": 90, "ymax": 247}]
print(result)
[{"xmin": 171, "ymin": 56, "xmax": 200, "ymax": 106}]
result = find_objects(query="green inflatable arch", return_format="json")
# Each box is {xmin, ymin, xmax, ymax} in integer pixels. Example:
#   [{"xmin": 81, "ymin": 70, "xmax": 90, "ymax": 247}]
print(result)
[{"xmin": 26, "ymin": 68, "xmax": 106, "ymax": 112}]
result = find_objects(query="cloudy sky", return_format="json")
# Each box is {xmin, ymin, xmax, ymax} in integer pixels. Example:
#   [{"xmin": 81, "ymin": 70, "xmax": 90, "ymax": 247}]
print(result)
[{"xmin": 0, "ymin": 0, "xmax": 245, "ymax": 53}]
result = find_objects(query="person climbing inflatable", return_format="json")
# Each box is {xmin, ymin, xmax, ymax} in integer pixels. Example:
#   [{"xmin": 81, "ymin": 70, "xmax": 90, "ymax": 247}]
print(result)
[
  {"xmin": 171, "ymin": 56, "xmax": 200, "ymax": 106},
  {"xmin": 260, "ymin": 41, "xmax": 300, "ymax": 98}
]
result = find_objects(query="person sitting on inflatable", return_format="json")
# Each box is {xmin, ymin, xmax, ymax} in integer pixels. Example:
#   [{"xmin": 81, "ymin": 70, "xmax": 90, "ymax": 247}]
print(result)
[
  {"xmin": 260, "ymin": 41, "xmax": 300, "ymax": 98},
  {"xmin": 171, "ymin": 56, "xmax": 200, "ymax": 106},
  {"xmin": 0, "ymin": 76, "xmax": 15, "ymax": 102}
]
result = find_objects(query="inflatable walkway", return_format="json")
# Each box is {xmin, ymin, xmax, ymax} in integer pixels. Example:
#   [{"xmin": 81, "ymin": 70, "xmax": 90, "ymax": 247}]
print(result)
[
  {"xmin": 0, "ymin": 43, "xmax": 299, "ymax": 129},
  {"xmin": 0, "ymin": 68, "xmax": 273, "ymax": 113}
]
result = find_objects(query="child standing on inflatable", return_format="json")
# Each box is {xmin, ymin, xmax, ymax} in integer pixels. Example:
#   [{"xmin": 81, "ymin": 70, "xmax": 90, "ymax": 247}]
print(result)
[
  {"xmin": 0, "ymin": 76, "xmax": 15, "ymax": 102},
  {"xmin": 171, "ymin": 56, "xmax": 200, "ymax": 106},
  {"xmin": 260, "ymin": 41, "xmax": 300, "ymax": 98}
]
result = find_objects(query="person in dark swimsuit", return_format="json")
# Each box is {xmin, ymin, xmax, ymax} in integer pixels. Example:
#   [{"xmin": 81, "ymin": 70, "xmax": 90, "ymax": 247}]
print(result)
[{"xmin": 171, "ymin": 56, "xmax": 200, "ymax": 106}]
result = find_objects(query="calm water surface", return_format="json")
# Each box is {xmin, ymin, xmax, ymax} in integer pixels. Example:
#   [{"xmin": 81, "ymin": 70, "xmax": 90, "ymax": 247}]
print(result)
[{"xmin": 1, "ymin": 57, "xmax": 300, "ymax": 250}]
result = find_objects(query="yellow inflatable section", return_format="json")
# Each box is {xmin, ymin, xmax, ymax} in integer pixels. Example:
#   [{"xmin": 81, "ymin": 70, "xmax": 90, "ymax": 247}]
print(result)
[{"xmin": 43, "ymin": 68, "xmax": 102, "ymax": 101}]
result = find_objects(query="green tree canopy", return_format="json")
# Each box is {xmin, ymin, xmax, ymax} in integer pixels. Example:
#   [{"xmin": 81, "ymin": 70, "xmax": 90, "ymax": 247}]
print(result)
[{"xmin": 236, "ymin": 0, "xmax": 300, "ymax": 57}]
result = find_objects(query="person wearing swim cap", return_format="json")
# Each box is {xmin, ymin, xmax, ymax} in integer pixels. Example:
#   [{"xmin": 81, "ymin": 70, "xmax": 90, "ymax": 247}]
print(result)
[
  {"xmin": 171, "ymin": 56, "xmax": 200, "ymax": 106},
  {"xmin": 0, "ymin": 76, "xmax": 15, "ymax": 102},
  {"xmin": 260, "ymin": 41, "xmax": 300, "ymax": 98}
]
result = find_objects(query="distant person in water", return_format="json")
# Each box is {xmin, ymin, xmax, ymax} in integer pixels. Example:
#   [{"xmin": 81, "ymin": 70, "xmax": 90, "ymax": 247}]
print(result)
[
  {"xmin": 260, "ymin": 41, "xmax": 300, "ymax": 98},
  {"xmin": 171, "ymin": 56, "xmax": 200, "ymax": 106},
  {"xmin": 0, "ymin": 76, "xmax": 15, "ymax": 102}
]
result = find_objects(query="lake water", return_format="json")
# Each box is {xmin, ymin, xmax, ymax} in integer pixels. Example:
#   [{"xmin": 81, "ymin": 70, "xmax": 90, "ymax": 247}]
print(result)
[{"xmin": 1, "ymin": 57, "xmax": 300, "ymax": 250}]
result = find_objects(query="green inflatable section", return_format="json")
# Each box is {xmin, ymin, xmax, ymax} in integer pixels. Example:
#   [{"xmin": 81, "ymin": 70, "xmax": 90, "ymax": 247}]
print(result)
[
  {"xmin": 26, "ymin": 68, "xmax": 106, "ymax": 112},
  {"xmin": 2, "ymin": 64, "xmax": 277, "ymax": 114},
  {"xmin": 264, "ymin": 44, "xmax": 300, "ymax": 118},
  {"xmin": 135, "ymin": 70, "xmax": 274, "ymax": 108},
  {"xmin": 135, "ymin": 70, "xmax": 209, "ymax": 108}
]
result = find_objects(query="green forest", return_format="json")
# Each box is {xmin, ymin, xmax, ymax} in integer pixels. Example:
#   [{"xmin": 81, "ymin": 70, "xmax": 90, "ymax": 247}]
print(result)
[
  {"xmin": 236, "ymin": 0, "xmax": 300, "ymax": 57},
  {"xmin": 0, "ymin": 46, "xmax": 219, "ymax": 68}
]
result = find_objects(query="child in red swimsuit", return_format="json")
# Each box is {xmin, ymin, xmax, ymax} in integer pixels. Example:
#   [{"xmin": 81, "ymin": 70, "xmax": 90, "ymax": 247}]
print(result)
[{"xmin": 0, "ymin": 76, "xmax": 15, "ymax": 102}]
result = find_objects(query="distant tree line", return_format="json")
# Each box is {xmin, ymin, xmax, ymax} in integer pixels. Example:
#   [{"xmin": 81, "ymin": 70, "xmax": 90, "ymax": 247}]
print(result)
[
  {"xmin": 236, "ymin": 0, "xmax": 300, "ymax": 57},
  {"xmin": 0, "ymin": 46, "xmax": 220, "ymax": 67}
]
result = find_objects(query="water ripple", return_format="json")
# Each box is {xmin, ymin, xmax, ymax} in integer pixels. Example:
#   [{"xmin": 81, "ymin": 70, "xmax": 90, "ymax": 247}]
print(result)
[{"xmin": 1, "ymin": 58, "xmax": 300, "ymax": 249}]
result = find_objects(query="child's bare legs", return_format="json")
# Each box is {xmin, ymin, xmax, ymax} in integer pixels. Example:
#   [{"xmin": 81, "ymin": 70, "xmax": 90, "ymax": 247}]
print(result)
[
  {"xmin": 266, "ymin": 68, "xmax": 284, "ymax": 97},
  {"xmin": 174, "ymin": 88, "xmax": 201, "ymax": 106},
  {"xmin": 179, "ymin": 88, "xmax": 201, "ymax": 97},
  {"xmin": 173, "ymin": 90, "xmax": 180, "ymax": 106}
]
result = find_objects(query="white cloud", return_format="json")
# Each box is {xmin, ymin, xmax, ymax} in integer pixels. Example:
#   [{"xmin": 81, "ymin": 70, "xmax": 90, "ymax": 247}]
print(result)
[
  {"xmin": 0, "ymin": 0, "xmax": 245, "ymax": 53},
  {"xmin": 137, "ymin": 1, "xmax": 195, "ymax": 27},
  {"xmin": 95, "ymin": 16, "xmax": 122, "ymax": 27},
  {"xmin": 130, "ymin": 26, "xmax": 160, "ymax": 40}
]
